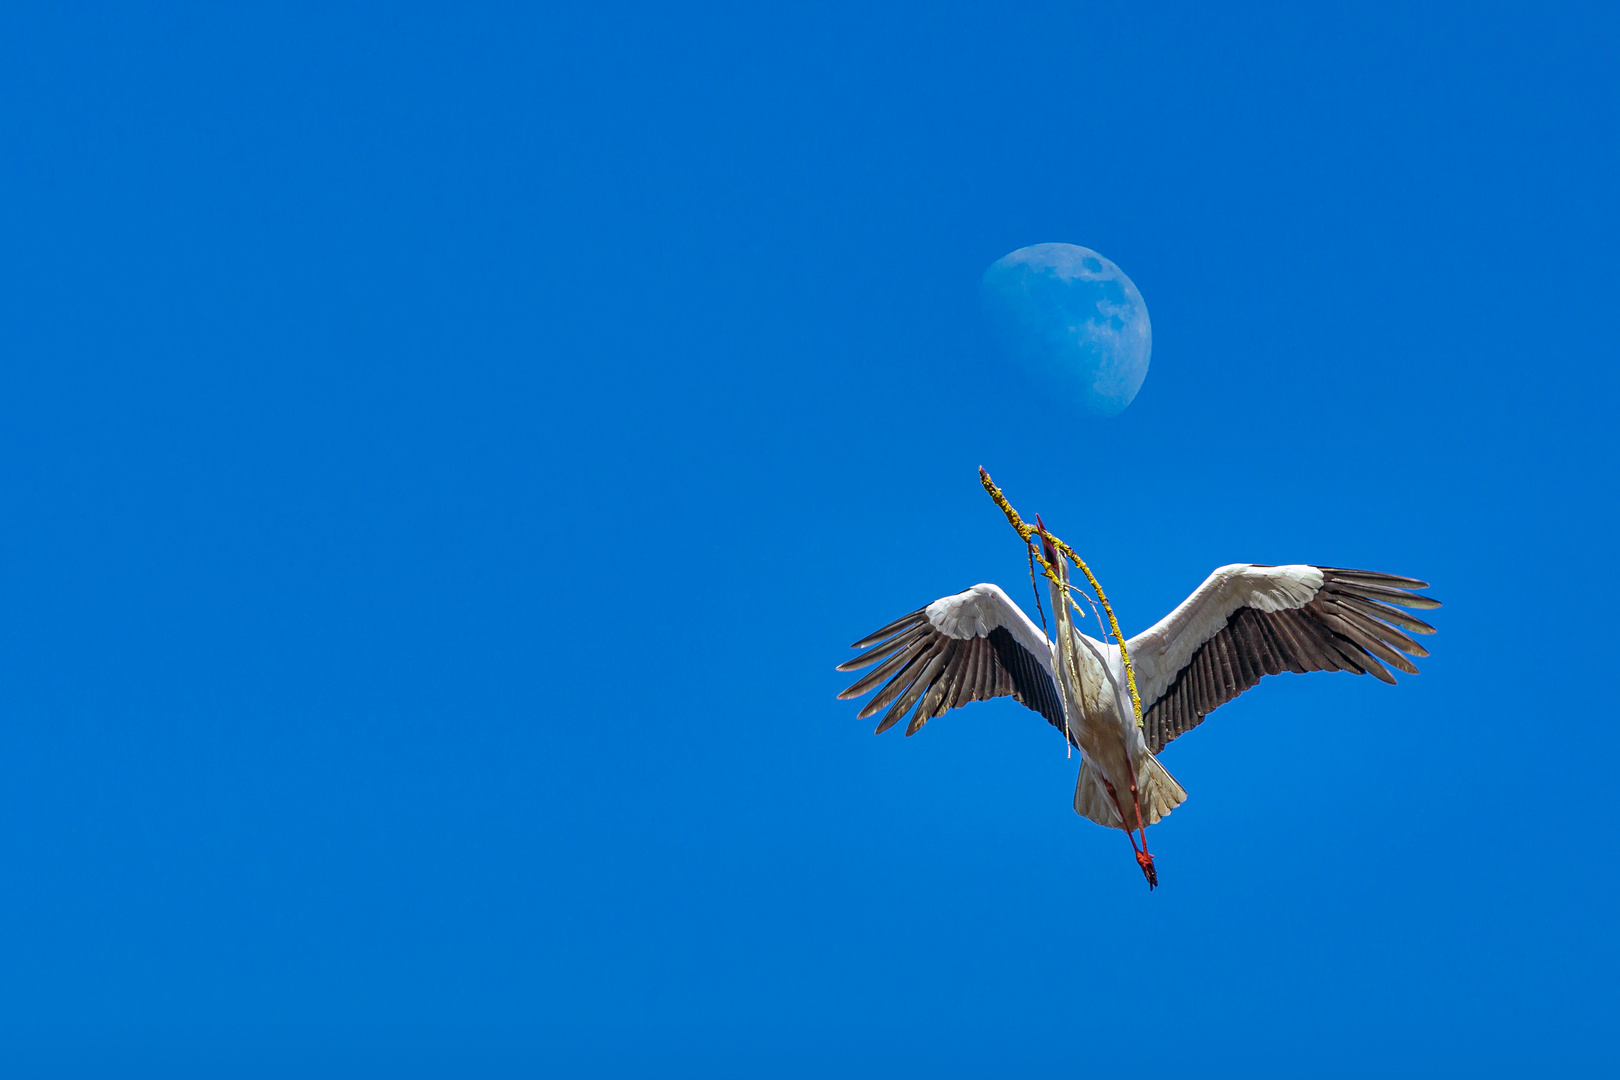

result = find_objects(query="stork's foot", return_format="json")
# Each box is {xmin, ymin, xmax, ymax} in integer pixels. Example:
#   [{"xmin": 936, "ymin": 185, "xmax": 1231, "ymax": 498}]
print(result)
[{"xmin": 1135, "ymin": 849, "xmax": 1158, "ymax": 889}]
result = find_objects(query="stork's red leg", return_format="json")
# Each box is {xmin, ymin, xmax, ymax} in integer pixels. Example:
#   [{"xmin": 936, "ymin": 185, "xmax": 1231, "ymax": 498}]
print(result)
[
  {"xmin": 1126, "ymin": 770, "xmax": 1157, "ymax": 889},
  {"xmin": 1100, "ymin": 779, "xmax": 1139, "ymax": 855},
  {"xmin": 1102, "ymin": 777, "xmax": 1156, "ymax": 890}
]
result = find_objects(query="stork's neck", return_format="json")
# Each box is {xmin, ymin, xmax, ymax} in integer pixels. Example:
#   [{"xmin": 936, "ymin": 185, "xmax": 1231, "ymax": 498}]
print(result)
[
  {"xmin": 1046, "ymin": 564, "xmax": 1072, "ymax": 641},
  {"xmin": 1044, "ymin": 559, "xmax": 1094, "ymax": 744}
]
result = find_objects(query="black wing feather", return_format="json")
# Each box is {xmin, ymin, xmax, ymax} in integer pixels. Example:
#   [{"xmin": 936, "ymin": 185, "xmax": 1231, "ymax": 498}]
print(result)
[
  {"xmin": 838, "ymin": 594, "xmax": 1063, "ymax": 739},
  {"xmin": 1141, "ymin": 568, "xmax": 1440, "ymax": 754}
]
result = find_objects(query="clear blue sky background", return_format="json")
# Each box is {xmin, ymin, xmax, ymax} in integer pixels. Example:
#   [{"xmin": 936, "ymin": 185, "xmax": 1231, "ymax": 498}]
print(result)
[{"xmin": 0, "ymin": 3, "xmax": 1615, "ymax": 1076}]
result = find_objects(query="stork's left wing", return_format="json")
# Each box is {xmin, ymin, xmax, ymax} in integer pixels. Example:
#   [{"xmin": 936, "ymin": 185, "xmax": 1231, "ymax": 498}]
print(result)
[
  {"xmin": 837, "ymin": 584, "xmax": 1065, "ymax": 739},
  {"xmin": 1127, "ymin": 565, "xmax": 1440, "ymax": 754}
]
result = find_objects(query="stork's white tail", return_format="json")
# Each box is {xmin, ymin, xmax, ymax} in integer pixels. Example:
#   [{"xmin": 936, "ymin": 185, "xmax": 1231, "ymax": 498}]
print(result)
[{"xmin": 1073, "ymin": 756, "xmax": 1188, "ymax": 830}]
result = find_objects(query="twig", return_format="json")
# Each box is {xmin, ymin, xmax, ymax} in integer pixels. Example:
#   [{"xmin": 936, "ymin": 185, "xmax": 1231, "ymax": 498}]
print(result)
[{"xmin": 978, "ymin": 467, "xmax": 1146, "ymax": 730}]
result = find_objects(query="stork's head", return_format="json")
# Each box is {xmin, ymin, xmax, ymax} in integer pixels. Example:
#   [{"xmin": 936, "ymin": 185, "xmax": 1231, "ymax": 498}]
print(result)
[{"xmin": 1034, "ymin": 515, "xmax": 1063, "ymax": 576}]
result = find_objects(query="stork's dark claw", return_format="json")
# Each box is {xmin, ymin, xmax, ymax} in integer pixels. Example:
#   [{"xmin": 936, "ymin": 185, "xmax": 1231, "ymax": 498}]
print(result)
[{"xmin": 1136, "ymin": 850, "xmax": 1158, "ymax": 890}]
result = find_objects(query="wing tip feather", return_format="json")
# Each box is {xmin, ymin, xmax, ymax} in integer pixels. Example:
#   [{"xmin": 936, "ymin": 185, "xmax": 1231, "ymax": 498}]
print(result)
[{"xmin": 849, "ymin": 609, "xmax": 927, "ymax": 650}]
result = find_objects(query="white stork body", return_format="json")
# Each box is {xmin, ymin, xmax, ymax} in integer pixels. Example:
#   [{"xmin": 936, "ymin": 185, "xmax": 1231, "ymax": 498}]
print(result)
[
  {"xmin": 1038, "ymin": 550, "xmax": 1184, "ymax": 848},
  {"xmin": 838, "ymin": 556, "xmax": 1439, "ymax": 886}
]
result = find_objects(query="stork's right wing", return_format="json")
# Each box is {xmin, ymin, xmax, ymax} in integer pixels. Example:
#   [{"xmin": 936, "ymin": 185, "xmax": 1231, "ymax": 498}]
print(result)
[
  {"xmin": 1126, "ymin": 564, "xmax": 1440, "ymax": 754},
  {"xmin": 837, "ymin": 584, "xmax": 1066, "ymax": 739}
]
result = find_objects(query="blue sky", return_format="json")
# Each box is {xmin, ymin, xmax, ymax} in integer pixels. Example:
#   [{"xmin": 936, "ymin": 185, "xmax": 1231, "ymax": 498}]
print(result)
[{"xmin": 0, "ymin": 3, "xmax": 1615, "ymax": 1076}]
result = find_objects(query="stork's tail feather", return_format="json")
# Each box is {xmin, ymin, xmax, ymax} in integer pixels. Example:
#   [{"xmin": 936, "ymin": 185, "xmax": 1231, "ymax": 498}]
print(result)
[
  {"xmin": 1073, "ymin": 760, "xmax": 1120, "ymax": 828},
  {"xmin": 1073, "ymin": 756, "xmax": 1187, "ymax": 830},
  {"xmin": 1140, "ymin": 755, "xmax": 1187, "ymax": 825}
]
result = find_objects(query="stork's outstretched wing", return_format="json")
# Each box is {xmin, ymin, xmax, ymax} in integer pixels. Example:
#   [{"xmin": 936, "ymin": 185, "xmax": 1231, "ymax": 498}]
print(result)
[
  {"xmin": 838, "ymin": 584, "xmax": 1064, "ymax": 738},
  {"xmin": 1127, "ymin": 565, "xmax": 1440, "ymax": 754}
]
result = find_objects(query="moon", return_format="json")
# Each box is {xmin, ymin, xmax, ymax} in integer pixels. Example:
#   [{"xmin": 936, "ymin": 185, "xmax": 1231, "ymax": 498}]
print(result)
[{"xmin": 980, "ymin": 243, "xmax": 1152, "ymax": 417}]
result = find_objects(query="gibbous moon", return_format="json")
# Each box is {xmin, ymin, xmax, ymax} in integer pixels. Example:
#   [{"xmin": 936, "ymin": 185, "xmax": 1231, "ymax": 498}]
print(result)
[{"xmin": 981, "ymin": 243, "xmax": 1151, "ymax": 417}]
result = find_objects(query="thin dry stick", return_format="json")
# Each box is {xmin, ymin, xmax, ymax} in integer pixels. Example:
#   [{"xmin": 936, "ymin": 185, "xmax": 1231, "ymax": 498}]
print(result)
[
  {"xmin": 1025, "ymin": 541, "xmax": 1048, "ymax": 632},
  {"xmin": 1062, "ymin": 579, "xmax": 1110, "ymax": 641},
  {"xmin": 978, "ymin": 466, "xmax": 1146, "ymax": 730}
]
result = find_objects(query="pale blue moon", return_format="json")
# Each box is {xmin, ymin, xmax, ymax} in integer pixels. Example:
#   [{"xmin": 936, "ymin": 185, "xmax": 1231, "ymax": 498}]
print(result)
[{"xmin": 981, "ymin": 243, "xmax": 1151, "ymax": 417}]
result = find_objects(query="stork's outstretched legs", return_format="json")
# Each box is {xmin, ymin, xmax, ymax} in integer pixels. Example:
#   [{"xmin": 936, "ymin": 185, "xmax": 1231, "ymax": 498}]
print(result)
[
  {"xmin": 1126, "ymin": 771, "xmax": 1157, "ymax": 888},
  {"xmin": 1103, "ymin": 775, "xmax": 1158, "ymax": 890}
]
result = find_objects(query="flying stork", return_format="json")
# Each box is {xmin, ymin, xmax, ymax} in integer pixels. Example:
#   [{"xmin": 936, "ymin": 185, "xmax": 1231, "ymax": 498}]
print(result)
[{"xmin": 836, "ymin": 521, "xmax": 1439, "ymax": 889}]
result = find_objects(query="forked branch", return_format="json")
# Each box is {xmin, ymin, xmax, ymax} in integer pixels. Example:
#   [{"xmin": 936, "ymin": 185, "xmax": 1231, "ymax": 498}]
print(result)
[{"xmin": 977, "ymin": 467, "xmax": 1146, "ymax": 729}]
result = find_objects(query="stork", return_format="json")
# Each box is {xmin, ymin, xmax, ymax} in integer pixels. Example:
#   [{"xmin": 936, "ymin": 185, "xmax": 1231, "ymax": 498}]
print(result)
[{"xmin": 836, "ymin": 478, "xmax": 1439, "ymax": 889}]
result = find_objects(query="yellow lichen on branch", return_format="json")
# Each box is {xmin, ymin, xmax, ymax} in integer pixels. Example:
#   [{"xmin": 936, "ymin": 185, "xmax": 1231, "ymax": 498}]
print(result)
[{"xmin": 977, "ymin": 467, "xmax": 1146, "ymax": 730}]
